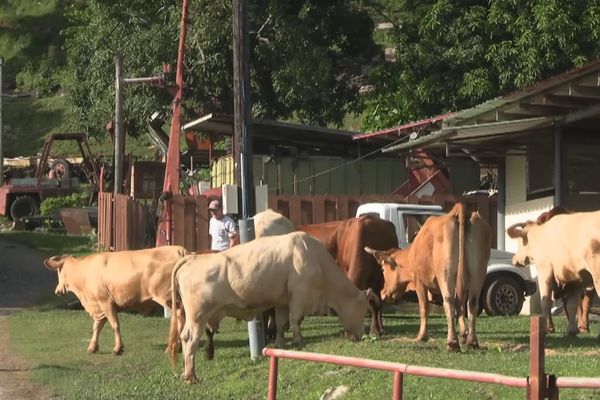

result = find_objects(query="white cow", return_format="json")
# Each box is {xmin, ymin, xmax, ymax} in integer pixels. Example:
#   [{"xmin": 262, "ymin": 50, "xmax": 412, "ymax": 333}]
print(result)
[{"xmin": 167, "ymin": 232, "xmax": 375, "ymax": 384}]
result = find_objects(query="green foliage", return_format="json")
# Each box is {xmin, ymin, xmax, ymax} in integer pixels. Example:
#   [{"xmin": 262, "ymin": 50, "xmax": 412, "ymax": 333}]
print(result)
[
  {"xmin": 362, "ymin": 0, "xmax": 600, "ymax": 132},
  {"xmin": 8, "ymin": 311, "xmax": 600, "ymax": 399},
  {"xmin": 60, "ymin": 0, "xmax": 378, "ymax": 140},
  {"xmin": 39, "ymin": 192, "xmax": 91, "ymax": 216}
]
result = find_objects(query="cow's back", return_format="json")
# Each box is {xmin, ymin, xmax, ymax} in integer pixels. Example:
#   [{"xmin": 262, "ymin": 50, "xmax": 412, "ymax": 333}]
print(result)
[
  {"xmin": 465, "ymin": 212, "xmax": 491, "ymax": 283},
  {"xmin": 254, "ymin": 209, "xmax": 295, "ymax": 237},
  {"xmin": 100, "ymin": 245, "xmax": 188, "ymax": 310}
]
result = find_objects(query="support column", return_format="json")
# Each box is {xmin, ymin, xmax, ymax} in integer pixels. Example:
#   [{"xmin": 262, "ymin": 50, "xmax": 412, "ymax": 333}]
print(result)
[
  {"xmin": 496, "ymin": 158, "xmax": 506, "ymax": 250},
  {"xmin": 553, "ymin": 124, "xmax": 564, "ymax": 207}
]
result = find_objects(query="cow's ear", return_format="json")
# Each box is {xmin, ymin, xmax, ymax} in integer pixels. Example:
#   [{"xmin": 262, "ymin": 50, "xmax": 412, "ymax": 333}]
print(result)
[
  {"xmin": 363, "ymin": 288, "xmax": 381, "ymax": 308},
  {"xmin": 506, "ymin": 222, "xmax": 528, "ymax": 239},
  {"xmin": 44, "ymin": 255, "xmax": 65, "ymax": 271}
]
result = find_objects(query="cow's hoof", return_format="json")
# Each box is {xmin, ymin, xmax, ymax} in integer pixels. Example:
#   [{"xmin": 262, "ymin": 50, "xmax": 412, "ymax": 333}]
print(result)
[
  {"xmin": 184, "ymin": 375, "xmax": 198, "ymax": 385},
  {"xmin": 546, "ymin": 326, "xmax": 555, "ymax": 334},
  {"xmin": 566, "ymin": 329, "xmax": 579, "ymax": 337},
  {"xmin": 292, "ymin": 340, "xmax": 305, "ymax": 349},
  {"xmin": 466, "ymin": 339, "xmax": 479, "ymax": 350},
  {"xmin": 113, "ymin": 347, "xmax": 124, "ymax": 355},
  {"xmin": 415, "ymin": 335, "xmax": 429, "ymax": 343},
  {"xmin": 446, "ymin": 340, "xmax": 460, "ymax": 352},
  {"xmin": 274, "ymin": 340, "xmax": 285, "ymax": 349},
  {"xmin": 578, "ymin": 327, "xmax": 590, "ymax": 334},
  {"xmin": 204, "ymin": 350, "xmax": 214, "ymax": 361},
  {"xmin": 87, "ymin": 345, "xmax": 98, "ymax": 354}
]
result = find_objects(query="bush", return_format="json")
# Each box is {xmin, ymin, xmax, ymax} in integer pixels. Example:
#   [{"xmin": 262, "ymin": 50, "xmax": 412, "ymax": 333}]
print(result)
[{"xmin": 40, "ymin": 192, "xmax": 91, "ymax": 216}]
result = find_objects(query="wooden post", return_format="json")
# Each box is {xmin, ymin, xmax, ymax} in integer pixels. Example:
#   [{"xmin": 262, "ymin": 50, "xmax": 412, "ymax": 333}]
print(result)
[{"xmin": 529, "ymin": 316, "xmax": 546, "ymax": 400}]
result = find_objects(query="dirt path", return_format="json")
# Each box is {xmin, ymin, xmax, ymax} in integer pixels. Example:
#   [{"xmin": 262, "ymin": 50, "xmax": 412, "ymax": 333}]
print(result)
[{"xmin": 0, "ymin": 236, "xmax": 57, "ymax": 400}]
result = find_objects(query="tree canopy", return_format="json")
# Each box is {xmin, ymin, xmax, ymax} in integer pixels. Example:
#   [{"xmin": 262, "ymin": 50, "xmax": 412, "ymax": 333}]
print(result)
[
  {"xmin": 362, "ymin": 0, "xmax": 600, "ymax": 132},
  {"xmin": 60, "ymin": 0, "xmax": 378, "ymax": 139}
]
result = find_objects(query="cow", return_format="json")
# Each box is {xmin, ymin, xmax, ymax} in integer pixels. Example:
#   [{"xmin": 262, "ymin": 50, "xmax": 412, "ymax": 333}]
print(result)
[
  {"xmin": 365, "ymin": 203, "xmax": 491, "ymax": 351},
  {"xmin": 535, "ymin": 206, "xmax": 595, "ymax": 334},
  {"xmin": 507, "ymin": 208, "xmax": 600, "ymax": 337},
  {"xmin": 167, "ymin": 232, "xmax": 375, "ymax": 384},
  {"xmin": 43, "ymin": 245, "xmax": 190, "ymax": 355},
  {"xmin": 297, "ymin": 215, "xmax": 398, "ymax": 336},
  {"xmin": 253, "ymin": 208, "xmax": 296, "ymax": 237}
]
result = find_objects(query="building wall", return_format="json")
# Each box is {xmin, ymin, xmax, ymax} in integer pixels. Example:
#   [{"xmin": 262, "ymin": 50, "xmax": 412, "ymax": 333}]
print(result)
[{"xmin": 211, "ymin": 155, "xmax": 408, "ymax": 196}]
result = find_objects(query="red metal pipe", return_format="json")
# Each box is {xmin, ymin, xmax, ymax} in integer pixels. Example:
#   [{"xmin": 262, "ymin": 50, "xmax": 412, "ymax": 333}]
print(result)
[
  {"xmin": 393, "ymin": 371, "xmax": 403, "ymax": 400},
  {"xmin": 267, "ymin": 355, "xmax": 278, "ymax": 400},
  {"xmin": 262, "ymin": 348, "xmax": 528, "ymax": 388},
  {"xmin": 555, "ymin": 377, "xmax": 600, "ymax": 389}
]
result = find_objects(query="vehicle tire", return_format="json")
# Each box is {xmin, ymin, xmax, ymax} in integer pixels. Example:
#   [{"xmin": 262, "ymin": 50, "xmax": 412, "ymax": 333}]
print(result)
[
  {"xmin": 10, "ymin": 196, "xmax": 39, "ymax": 221},
  {"xmin": 50, "ymin": 158, "xmax": 71, "ymax": 180},
  {"xmin": 483, "ymin": 275, "xmax": 524, "ymax": 316}
]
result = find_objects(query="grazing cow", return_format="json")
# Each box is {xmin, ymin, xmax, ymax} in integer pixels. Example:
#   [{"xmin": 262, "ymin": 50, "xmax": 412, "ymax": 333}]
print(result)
[
  {"xmin": 43, "ymin": 246, "xmax": 189, "ymax": 355},
  {"xmin": 297, "ymin": 215, "xmax": 398, "ymax": 336},
  {"xmin": 507, "ymin": 209, "xmax": 600, "ymax": 337},
  {"xmin": 365, "ymin": 203, "xmax": 491, "ymax": 351},
  {"xmin": 167, "ymin": 232, "xmax": 375, "ymax": 384}
]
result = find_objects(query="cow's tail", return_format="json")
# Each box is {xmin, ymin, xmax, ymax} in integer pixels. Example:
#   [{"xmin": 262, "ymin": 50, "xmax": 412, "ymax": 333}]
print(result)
[
  {"xmin": 449, "ymin": 203, "xmax": 466, "ymax": 307},
  {"xmin": 167, "ymin": 256, "xmax": 188, "ymax": 368}
]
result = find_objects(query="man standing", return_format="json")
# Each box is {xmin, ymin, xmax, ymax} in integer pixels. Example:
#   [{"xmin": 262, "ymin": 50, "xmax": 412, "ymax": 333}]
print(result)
[{"xmin": 208, "ymin": 199, "xmax": 238, "ymax": 251}]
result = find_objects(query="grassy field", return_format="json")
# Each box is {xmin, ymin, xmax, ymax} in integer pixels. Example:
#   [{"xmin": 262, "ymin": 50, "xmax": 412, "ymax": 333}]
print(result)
[
  {"xmin": 4, "ymin": 232, "xmax": 600, "ymax": 399},
  {"xmin": 8, "ymin": 310, "xmax": 600, "ymax": 400}
]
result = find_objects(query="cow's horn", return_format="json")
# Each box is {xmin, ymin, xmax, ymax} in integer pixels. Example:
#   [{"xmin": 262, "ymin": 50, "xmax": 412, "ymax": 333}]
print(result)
[
  {"xmin": 43, "ymin": 255, "xmax": 64, "ymax": 271},
  {"xmin": 506, "ymin": 222, "xmax": 526, "ymax": 238},
  {"xmin": 364, "ymin": 246, "xmax": 376, "ymax": 254}
]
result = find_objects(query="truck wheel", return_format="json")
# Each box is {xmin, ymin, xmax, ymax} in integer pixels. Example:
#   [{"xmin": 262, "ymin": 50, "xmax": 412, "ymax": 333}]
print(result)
[
  {"xmin": 50, "ymin": 158, "xmax": 71, "ymax": 180},
  {"xmin": 10, "ymin": 196, "xmax": 39, "ymax": 220},
  {"xmin": 483, "ymin": 275, "xmax": 524, "ymax": 316}
]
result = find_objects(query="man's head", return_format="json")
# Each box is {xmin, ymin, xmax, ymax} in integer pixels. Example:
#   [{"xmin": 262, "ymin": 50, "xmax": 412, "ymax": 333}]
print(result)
[{"xmin": 208, "ymin": 199, "xmax": 224, "ymax": 219}]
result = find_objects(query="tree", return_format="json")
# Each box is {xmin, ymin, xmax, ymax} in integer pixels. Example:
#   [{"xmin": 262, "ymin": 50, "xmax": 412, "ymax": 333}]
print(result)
[
  {"xmin": 362, "ymin": 0, "xmax": 600, "ymax": 132},
  {"xmin": 60, "ymin": 0, "xmax": 378, "ymax": 139}
]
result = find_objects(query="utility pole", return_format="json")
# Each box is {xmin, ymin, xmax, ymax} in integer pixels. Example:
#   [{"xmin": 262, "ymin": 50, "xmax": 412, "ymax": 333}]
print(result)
[
  {"xmin": 114, "ymin": 51, "xmax": 124, "ymax": 195},
  {"xmin": 0, "ymin": 58, "xmax": 4, "ymax": 186},
  {"xmin": 233, "ymin": 0, "xmax": 263, "ymax": 359}
]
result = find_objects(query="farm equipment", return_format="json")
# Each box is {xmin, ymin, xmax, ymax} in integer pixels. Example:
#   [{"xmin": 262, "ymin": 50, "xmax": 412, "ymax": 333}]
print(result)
[{"xmin": 0, "ymin": 133, "xmax": 100, "ymax": 220}]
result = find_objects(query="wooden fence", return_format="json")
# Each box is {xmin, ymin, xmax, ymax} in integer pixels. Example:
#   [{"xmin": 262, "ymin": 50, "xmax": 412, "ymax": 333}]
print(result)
[{"xmin": 98, "ymin": 193, "xmax": 497, "ymax": 252}]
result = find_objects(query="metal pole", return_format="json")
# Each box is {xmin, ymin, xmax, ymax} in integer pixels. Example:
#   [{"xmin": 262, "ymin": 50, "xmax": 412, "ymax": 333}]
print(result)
[
  {"xmin": 233, "ymin": 0, "xmax": 262, "ymax": 359},
  {"xmin": 114, "ymin": 51, "xmax": 124, "ymax": 195},
  {"xmin": 267, "ymin": 355, "xmax": 279, "ymax": 400},
  {"xmin": 529, "ymin": 316, "xmax": 546, "ymax": 400},
  {"xmin": 0, "ymin": 57, "xmax": 3, "ymax": 186},
  {"xmin": 393, "ymin": 371, "xmax": 403, "ymax": 400}
]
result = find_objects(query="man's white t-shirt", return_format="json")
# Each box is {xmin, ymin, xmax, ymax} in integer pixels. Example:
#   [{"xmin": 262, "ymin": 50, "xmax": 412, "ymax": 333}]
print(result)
[{"xmin": 209, "ymin": 215, "xmax": 237, "ymax": 251}]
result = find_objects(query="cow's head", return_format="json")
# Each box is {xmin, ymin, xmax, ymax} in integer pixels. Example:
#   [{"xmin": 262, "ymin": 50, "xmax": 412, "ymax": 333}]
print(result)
[
  {"xmin": 364, "ymin": 246, "xmax": 411, "ymax": 302},
  {"xmin": 506, "ymin": 222, "xmax": 533, "ymax": 267},
  {"xmin": 43, "ymin": 255, "xmax": 69, "ymax": 295},
  {"xmin": 338, "ymin": 288, "xmax": 377, "ymax": 341}
]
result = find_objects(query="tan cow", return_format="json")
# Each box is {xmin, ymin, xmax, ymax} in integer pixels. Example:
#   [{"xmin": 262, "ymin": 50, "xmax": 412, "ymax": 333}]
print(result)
[
  {"xmin": 167, "ymin": 232, "xmax": 375, "ymax": 384},
  {"xmin": 507, "ymin": 209, "xmax": 600, "ymax": 337},
  {"xmin": 43, "ymin": 245, "xmax": 189, "ymax": 355},
  {"xmin": 365, "ymin": 203, "xmax": 491, "ymax": 351},
  {"xmin": 253, "ymin": 208, "xmax": 296, "ymax": 237}
]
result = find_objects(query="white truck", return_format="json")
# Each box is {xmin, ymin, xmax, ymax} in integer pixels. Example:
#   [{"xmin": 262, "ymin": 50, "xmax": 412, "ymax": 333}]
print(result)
[{"xmin": 355, "ymin": 203, "xmax": 538, "ymax": 316}]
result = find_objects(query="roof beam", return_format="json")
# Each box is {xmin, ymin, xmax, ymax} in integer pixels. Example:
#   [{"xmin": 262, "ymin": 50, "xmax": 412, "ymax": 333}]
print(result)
[
  {"xmin": 552, "ymin": 84, "xmax": 600, "ymax": 99},
  {"xmin": 558, "ymin": 102, "xmax": 600, "ymax": 125}
]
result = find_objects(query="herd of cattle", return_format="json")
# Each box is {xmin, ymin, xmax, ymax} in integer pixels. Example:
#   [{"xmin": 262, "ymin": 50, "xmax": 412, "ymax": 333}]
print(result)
[{"xmin": 41, "ymin": 203, "xmax": 598, "ymax": 384}]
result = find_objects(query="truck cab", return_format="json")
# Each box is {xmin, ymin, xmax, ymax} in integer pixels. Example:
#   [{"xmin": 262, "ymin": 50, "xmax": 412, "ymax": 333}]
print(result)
[{"xmin": 356, "ymin": 202, "xmax": 537, "ymax": 316}]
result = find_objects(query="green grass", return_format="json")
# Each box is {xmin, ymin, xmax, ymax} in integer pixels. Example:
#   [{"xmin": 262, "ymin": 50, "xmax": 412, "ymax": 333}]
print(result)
[
  {"xmin": 0, "ymin": 231, "xmax": 95, "ymax": 256},
  {"xmin": 8, "ymin": 309, "xmax": 600, "ymax": 400}
]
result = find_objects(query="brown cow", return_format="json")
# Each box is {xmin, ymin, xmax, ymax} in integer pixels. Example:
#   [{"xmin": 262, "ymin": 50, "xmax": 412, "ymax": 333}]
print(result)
[
  {"xmin": 365, "ymin": 203, "xmax": 491, "ymax": 351},
  {"xmin": 298, "ymin": 215, "xmax": 398, "ymax": 336},
  {"xmin": 44, "ymin": 245, "xmax": 190, "ymax": 355},
  {"xmin": 167, "ymin": 232, "xmax": 375, "ymax": 384},
  {"xmin": 508, "ymin": 208, "xmax": 598, "ymax": 336}
]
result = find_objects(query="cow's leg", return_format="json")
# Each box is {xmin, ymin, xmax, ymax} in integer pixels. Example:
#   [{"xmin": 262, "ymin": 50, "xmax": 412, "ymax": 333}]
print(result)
[
  {"xmin": 547, "ymin": 313, "xmax": 556, "ymax": 334},
  {"xmin": 103, "ymin": 305, "xmax": 124, "ymax": 355},
  {"xmin": 263, "ymin": 308, "xmax": 277, "ymax": 342},
  {"xmin": 288, "ymin": 298, "xmax": 305, "ymax": 349},
  {"xmin": 563, "ymin": 284, "xmax": 582, "ymax": 336},
  {"xmin": 87, "ymin": 317, "xmax": 106, "ymax": 354},
  {"xmin": 578, "ymin": 290, "xmax": 593, "ymax": 333},
  {"xmin": 274, "ymin": 305, "xmax": 290, "ymax": 348},
  {"xmin": 457, "ymin": 297, "xmax": 468, "ymax": 345},
  {"xmin": 204, "ymin": 327, "xmax": 214, "ymax": 360},
  {"xmin": 466, "ymin": 293, "xmax": 480, "ymax": 349},
  {"xmin": 538, "ymin": 275, "xmax": 554, "ymax": 334},
  {"xmin": 414, "ymin": 283, "xmax": 430, "ymax": 343},
  {"xmin": 180, "ymin": 315, "xmax": 206, "ymax": 384},
  {"xmin": 440, "ymin": 286, "xmax": 460, "ymax": 352}
]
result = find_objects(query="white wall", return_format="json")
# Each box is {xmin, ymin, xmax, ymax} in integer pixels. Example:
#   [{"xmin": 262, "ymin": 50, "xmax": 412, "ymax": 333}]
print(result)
[{"xmin": 504, "ymin": 153, "xmax": 555, "ymax": 315}]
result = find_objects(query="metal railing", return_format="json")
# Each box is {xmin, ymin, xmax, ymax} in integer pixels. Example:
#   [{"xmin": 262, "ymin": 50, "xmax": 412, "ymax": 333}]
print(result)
[{"xmin": 263, "ymin": 317, "xmax": 600, "ymax": 400}]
